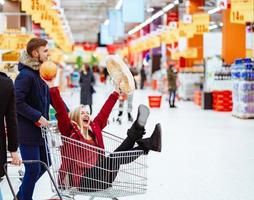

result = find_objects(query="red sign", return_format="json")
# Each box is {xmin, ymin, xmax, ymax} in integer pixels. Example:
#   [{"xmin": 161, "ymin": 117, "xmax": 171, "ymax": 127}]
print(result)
[{"xmin": 167, "ymin": 6, "xmax": 179, "ymax": 24}]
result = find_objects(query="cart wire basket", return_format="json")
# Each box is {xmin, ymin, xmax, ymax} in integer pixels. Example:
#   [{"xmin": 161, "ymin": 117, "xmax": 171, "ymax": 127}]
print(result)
[{"xmin": 42, "ymin": 123, "xmax": 148, "ymax": 200}]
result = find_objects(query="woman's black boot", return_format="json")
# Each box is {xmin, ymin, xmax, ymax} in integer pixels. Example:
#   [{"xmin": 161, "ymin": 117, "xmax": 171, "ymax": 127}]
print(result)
[{"xmin": 137, "ymin": 123, "xmax": 162, "ymax": 152}]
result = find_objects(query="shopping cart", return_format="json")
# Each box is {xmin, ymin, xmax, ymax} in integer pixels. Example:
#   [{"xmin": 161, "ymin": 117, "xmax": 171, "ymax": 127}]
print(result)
[{"xmin": 43, "ymin": 123, "xmax": 148, "ymax": 200}]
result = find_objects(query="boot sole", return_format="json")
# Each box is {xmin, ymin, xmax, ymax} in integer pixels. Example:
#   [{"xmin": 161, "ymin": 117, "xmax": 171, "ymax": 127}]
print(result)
[
  {"xmin": 137, "ymin": 104, "xmax": 150, "ymax": 127},
  {"xmin": 154, "ymin": 123, "xmax": 162, "ymax": 152}
]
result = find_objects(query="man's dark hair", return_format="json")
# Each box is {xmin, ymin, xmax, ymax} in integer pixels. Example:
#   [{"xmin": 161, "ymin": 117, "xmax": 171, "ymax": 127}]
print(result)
[{"xmin": 26, "ymin": 38, "xmax": 48, "ymax": 57}]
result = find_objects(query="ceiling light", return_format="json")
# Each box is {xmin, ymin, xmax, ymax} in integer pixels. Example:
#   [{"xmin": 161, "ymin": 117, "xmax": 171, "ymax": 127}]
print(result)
[
  {"xmin": 147, "ymin": 7, "xmax": 154, "ymax": 13},
  {"xmin": 162, "ymin": 4, "xmax": 174, "ymax": 12},
  {"xmin": 151, "ymin": 10, "xmax": 164, "ymax": 20},
  {"xmin": 208, "ymin": 7, "xmax": 221, "ymax": 15},
  {"xmin": 104, "ymin": 19, "xmax": 109, "ymax": 26},
  {"xmin": 0, "ymin": 0, "xmax": 5, "ymax": 5},
  {"xmin": 115, "ymin": 0, "xmax": 123, "ymax": 10},
  {"xmin": 219, "ymin": 22, "xmax": 223, "ymax": 27},
  {"xmin": 174, "ymin": 0, "xmax": 179, "ymax": 5},
  {"xmin": 128, "ymin": 3, "xmax": 176, "ymax": 35},
  {"xmin": 209, "ymin": 24, "xmax": 218, "ymax": 30}
]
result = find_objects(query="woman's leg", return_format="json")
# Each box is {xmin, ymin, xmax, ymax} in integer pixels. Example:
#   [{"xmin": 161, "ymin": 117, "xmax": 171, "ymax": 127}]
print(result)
[
  {"xmin": 115, "ymin": 105, "xmax": 150, "ymax": 152},
  {"xmin": 172, "ymin": 90, "xmax": 176, "ymax": 107},
  {"xmin": 169, "ymin": 89, "xmax": 173, "ymax": 106},
  {"xmin": 17, "ymin": 145, "xmax": 41, "ymax": 200}
]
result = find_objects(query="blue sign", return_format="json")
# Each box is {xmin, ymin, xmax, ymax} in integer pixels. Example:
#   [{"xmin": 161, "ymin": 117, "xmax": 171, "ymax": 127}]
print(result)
[
  {"xmin": 100, "ymin": 24, "xmax": 114, "ymax": 45},
  {"xmin": 122, "ymin": 0, "xmax": 145, "ymax": 23},
  {"xmin": 109, "ymin": 9, "xmax": 124, "ymax": 37}
]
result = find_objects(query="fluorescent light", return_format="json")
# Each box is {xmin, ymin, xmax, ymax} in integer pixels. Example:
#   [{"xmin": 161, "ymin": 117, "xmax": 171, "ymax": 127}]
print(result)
[
  {"xmin": 209, "ymin": 24, "xmax": 218, "ymax": 30},
  {"xmin": 147, "ymin": 7, "xmax": 154, "ymax": 13},
  {"xmin": 162, "ymin": 3, "xmax": 174, "ymax": 12},
  {"xmin": 104, "ymin": 19, "xmax": 109, "ymax": 26},
  {"xmin": 151, "ymin": 10, "xmax": 164, "ymax": 20},
  {"xmin": 219, "ymin": 22, "xmax": 223, "ymax": 27},
  {"xmin": 0, "ymin": 0, "xmax": 4, "ymax": 5},
  {"xmin": 128, "ymin": 2, "xmax": 176, "ymax": 35},
  {"xmin": 115, "ymin": 0, "xmax": 123, "ymax": 10},
  {"xmin": 208, "ymin": 7, "xmax": 221, "ymax": 15},
  {"xmin": 174, "ymin": 0, "xmax": 179, "ymax": 4}
]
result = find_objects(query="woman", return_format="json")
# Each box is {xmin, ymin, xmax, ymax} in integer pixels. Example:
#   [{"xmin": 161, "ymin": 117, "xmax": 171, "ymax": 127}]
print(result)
[
  {"xmin": 79, "ymin": 64, "xmax": 95, "ymax": 114},
  {"xmin": 167, "ymin": 64, "xmax": 177, "ymax": 108},
  {"xmin": 48, "ymin": 82, "xmax": 161, "ymax": 192}
]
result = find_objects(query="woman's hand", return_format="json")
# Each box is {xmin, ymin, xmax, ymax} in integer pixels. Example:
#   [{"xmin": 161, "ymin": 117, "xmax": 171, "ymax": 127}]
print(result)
[{"xmin": 114, "ymin": 79, "xmax": 124, "ymax": 95}]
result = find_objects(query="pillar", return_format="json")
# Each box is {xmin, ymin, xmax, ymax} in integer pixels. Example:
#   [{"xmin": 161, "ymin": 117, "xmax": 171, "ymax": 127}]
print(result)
[{"xmin": 222, "ymin": 9, "xmax": 246, "ymax": 64}]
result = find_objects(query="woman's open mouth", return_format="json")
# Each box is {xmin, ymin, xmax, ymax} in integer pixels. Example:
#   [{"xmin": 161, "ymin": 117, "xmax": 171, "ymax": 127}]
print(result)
[{"xmin": 83, "ymin": 119, "xmax": 89, "ymax": 123}]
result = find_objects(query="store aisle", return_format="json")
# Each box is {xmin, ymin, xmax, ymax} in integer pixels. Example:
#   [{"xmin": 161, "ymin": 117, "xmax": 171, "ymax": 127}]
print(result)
[{"xmin": 2, "ymin": 85, "xmax": 254, "ymax": 200}]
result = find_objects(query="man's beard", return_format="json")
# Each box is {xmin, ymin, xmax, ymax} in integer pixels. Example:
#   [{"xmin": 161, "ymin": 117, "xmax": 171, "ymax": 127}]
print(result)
[{"xmin": 38, "ymin": 54, "xmax": 43, "ymax": 64}]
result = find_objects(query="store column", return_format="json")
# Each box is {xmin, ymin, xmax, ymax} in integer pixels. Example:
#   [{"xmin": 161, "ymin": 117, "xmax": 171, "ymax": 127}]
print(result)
[
  {"xmin": 184, "ymin": 0, "xmax": 204, "ymax": 67},
  {"xmin": 222, "ymin": 9, "xmax": 246, "ymax": 64}
]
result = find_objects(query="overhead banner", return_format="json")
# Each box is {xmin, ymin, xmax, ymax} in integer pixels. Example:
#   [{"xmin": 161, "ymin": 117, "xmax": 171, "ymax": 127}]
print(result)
[
  {"xmin": 230, "ymin": 0, "xmax": 254, "ymax": 24},
  {"xmin": 122, "ymin": 0, "xmax": 145, "ymax": 23},
  {"xmin": 109, "ymin": 10, "xmax": 124, "ymax": 37},
  {"xmin": 100, "ymin": 24, "xmax": 114, "ymax": 45}
]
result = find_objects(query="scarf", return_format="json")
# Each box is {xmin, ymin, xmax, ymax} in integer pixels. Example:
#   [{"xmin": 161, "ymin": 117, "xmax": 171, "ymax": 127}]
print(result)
[{"xmin": 20, "ymin": 50, "xmax": 41, "ymax": 71}]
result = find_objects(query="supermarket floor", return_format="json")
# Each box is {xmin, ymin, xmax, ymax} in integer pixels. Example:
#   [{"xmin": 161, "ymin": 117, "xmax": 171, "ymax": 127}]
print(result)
[{"xmin": 1, "ymin": 83, "xmax": 254, "ymax": 200}]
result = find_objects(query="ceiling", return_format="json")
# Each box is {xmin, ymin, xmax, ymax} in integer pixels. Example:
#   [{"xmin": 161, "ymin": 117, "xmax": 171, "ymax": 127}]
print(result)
[{"xmin": 61, "ymin": 0, "xmax": 218, "ymax": 43}]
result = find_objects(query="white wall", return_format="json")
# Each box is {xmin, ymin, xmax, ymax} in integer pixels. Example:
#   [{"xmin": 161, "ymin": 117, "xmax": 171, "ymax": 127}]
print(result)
[{"xmin": 203, "ymin": 32, "xmax": 222, "ymax": 58}]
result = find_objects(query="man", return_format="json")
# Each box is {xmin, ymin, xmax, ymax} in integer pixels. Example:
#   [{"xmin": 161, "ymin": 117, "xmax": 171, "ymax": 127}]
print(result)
[
  {"xmin": 15, "ymin": 38, "xmax": 50, "ymax": 200},
  {"xmin": 0, "ymin": 72, "xmax": 22, "ymax": 199}
]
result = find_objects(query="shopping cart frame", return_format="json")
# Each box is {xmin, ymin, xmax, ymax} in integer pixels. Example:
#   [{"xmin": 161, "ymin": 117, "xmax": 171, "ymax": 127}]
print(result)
[
  {"xmin": 42, "ymin": 123, "xmax": 148, "ymax": 200},
  {"xmin": 4, "ymin": 160, "xmax": 63, "ymax": 200}
]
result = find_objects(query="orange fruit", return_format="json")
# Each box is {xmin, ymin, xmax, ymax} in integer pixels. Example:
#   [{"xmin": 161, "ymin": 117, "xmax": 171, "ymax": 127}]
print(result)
[{"xmin": 40, "ymin": 61, "xmax": 57, "ymax": 81}]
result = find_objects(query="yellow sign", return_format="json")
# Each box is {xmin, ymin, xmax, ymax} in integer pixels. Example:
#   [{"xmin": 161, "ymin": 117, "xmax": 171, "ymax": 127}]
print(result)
[
  {"xmin": 182, "ymin": 48, "xmax": 198, "ymax": 58},
  {"xmin": 230, "ymin": 0, "xmax": 254, "ymax": 24},
  {"xmin": 192, "ymin": 13, "xmax": 210, "ymax": 35},
  {"xmin": 21, "ymin": 0, "xmax": 73, "ymax": 52},
  {"xmin": 179, "ymin": 21, "xmax": 195, "ymax": 38},
  {"xmin": 2, "ymin": 51, "xmax": 20, "ymax": 62},
  {"xmin": 0, "ymin": 34, "xmax": 33, "ymax": 50}
]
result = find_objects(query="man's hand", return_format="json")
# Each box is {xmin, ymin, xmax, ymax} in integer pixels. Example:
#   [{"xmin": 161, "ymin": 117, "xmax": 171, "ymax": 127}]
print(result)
[
  {"xmin": 41, "ymin": 77, "xmax": 56, "ymax": 88},
  {"xmin": 10, "ymin": 152, "xmax": 22, "ymax": 166},
  {"xmin": 37, "ymin": 116, "xmax": 49, "ymax": 127}
]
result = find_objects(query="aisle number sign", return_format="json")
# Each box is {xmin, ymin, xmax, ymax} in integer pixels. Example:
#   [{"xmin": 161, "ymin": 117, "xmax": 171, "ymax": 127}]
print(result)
[
  {"xmin": 230, "ymin": 0, "xmax": 254, "ymax": 24},
  {"xmin": 192, "ymin": 13, "xmax": 210, "ymax": 35},
  {"xmin": 179, "ymin": 13, "xmax": 209, "ymax": 37},
  {"xmin": 0, "ymin": 34, "xmax": 33, "ymax": 50}
]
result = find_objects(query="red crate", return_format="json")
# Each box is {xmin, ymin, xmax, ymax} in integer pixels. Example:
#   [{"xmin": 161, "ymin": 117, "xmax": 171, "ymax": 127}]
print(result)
[{"xmin": 148, "ymin": 96, "xmax": 162, "ymax": 108}]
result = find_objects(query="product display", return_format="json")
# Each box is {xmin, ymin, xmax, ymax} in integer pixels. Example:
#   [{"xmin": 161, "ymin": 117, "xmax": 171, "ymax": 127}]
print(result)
[
  {"xmin": 231, "ymin": 58, "xmax": 254, "ymax": 118},
  {"xmin": 178, "ymin": 72, "xmax": 203, "ymax": 100}
]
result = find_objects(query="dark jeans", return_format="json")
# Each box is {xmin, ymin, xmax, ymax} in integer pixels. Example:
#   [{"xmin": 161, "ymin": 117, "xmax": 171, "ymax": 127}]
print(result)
[
  {"xmin": 79, "ymin": 126, "xmax": 144, "ymax": 192},
  {"xmin": 169, "ymin": 89, "xmax": 176, "ymax": 106},
  {"xmin": 17, "ymin": 144, "xmax": 50, "ymax": 200}
]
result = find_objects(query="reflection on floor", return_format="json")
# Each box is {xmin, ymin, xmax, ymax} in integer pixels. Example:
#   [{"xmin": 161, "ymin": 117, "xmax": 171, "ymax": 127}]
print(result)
[{"xmin": 2, "ymin": 83, "xmax": 254, "ymax": 200}]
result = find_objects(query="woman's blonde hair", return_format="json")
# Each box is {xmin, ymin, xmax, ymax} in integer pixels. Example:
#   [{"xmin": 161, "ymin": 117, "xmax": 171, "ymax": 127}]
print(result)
[{"xmin": 69, "ymin": 105, "xmax": 85, "ymax": 135}]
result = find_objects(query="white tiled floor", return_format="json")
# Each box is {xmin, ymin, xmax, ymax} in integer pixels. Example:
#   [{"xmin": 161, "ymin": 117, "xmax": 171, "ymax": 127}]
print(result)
[{"xmin": 2, "ymin": 83, "xmax": 254, "ymax": 200}]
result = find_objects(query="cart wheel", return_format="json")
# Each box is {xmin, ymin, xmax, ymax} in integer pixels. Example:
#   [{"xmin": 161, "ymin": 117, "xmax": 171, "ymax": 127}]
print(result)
[{"xmin": 18, "ymin": 169, "xmax": 24, "ymax": 181}]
